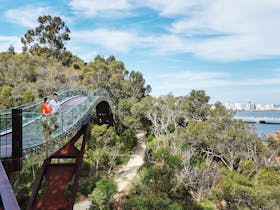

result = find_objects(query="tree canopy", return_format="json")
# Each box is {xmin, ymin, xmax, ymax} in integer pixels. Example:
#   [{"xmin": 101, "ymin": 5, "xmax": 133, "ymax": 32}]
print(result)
[{"xmin": 21, "ymin": 15, "xmax": 72, "ymax": 64}]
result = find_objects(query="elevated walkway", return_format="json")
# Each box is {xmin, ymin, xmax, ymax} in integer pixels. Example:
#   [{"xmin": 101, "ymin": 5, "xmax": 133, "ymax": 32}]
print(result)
[{"xmin": 0, "ymin": 87, "xmax": 115, "ymax": 209}]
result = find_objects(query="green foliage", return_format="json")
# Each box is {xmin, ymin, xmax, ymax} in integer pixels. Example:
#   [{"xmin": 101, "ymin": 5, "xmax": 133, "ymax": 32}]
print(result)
[
  {"xmin": 210, "ymin": 168, "xmax": 280, "ymax": 209},
  {"xmin": 256, "ymin": 168, "xmax": 280, "ymax": 185},
  {"xmin": 146, "ymin": 134, "xmax": 154, "ymax": 142},
  {"xmin": 190, "ymin": 153, "xmax": 206, "ymax": 168},
  {"xmin": 80, "ymin": 160, "xmax": 91, "ymax": 177},
  {"xmin": 211, "ymin": 170, "xmax": 254, "ymax": 209},
  {"xmin": 120, "ymin": 129, "xmax": 137, "ymax": 150},
  {"xmin": 184, "ymin": 108, "xmax": 263, "ymax": 170},
  {"xmin": 238, "ymin": 159, "xmax": 258, "ymax": 177},
  {"xmin": 12, "ymin": 165, "xmax": 41, "ymax": 209},
  {"xmin": 0, "ymin": 52, "xmax": 81, "ymax": 106},
  {"xmin": 22, "ymin": 89, "xmax": 35, "ymax": 104},
  {"xmin": 78, "ymin": 176, "xmax": 100, "ymax": 196},
  {"xmin": 21, "ymin": 15, "xmax": 71, "ymax": 63},
  {"xmin": 197, "ymin": 200, "xmax": 215, "ymax": 210},
  {"xmin": 85, "ymin": 125, "xmax": 124, "ymax": 176},
  {"xmin": 182, "ymin": 89, "xmax": 210, "ymax": 121},
  {"xmin": 124, "ymin": 194, "xmax": 187, "ymax": 210},
  {"xmin": 81, "ymin": 56, "xmax": 150, "ymax": 103},
  {"xmin": 89, "ymin": 178, "xmax": 117, "ymax": 210},
  {"xmin": 116, "ymin": 154, "xmax": 130, "ymax": 165},
  {"xmin": 90, "ymin": 124, "xmax": 119, "ymax": 147},
  {"xmin": 0, "ymin": 85, "xmax": 13, "ymax": 108},
  {"xmin": 124, "ymin": 196, "xmax": 151, "ymax": 210}
]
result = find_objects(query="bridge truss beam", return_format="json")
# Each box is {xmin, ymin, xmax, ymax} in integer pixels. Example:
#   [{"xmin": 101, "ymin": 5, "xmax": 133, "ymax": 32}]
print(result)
[{"xmin": 26, "ymin": 120, "xmax": 90, "ymax": 210}]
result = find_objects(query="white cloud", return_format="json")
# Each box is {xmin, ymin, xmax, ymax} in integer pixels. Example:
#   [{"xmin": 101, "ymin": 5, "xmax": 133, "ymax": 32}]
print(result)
[
  {"xmin": 165, "ymin": 0, "xmax": 280, "ymax": 61},
  {"xmin": 143, "ymin": 0, "xmax": 205, "ymax": 16},
  {"xmin": 150, "ymin": 70, "xmax": 280, "ymax": 96},
  {"xmin": 5, "ymin": 6, "xmax": 51, "ymax": 28},
  {"xmin": 0, "ymin": 36, "xmax": 21, "ymax": 52},
  {"xmin": 78, "ymin": 51, "xmax": 98, "ymax": 62},
  {"xmin": 67, "ymin": 0, "xmax": 280, "ymax": 61},
  {"xmin": 159, "ymin": 71, "xmax": 229, "ymax": 80},
  {"xmin": 69, "ymin": 0, "xmax": 202, "ymax": 17},
  {"xmin": 1, "ymin": 0, "xmax": 259, "ymax": 62},
  {"xmin": 152, "ymin": 71, "xmax": 231, "ymax": 95},
  {"xmin": 71, "ymin": 28, "xmax": 153, "ymax": 53},
  {"xmin": 4, "ymin": 5, "xmax": 71, "ymax": 28},
  {"xmin": 69, "ymin": 0, "xmax": 132, "ymax": 17}
]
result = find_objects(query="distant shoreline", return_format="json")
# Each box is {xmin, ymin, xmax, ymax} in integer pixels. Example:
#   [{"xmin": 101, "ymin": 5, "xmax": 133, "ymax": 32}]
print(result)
[{"xmin": 235, "ymin": 110, "xmax": 280, "ymax": 112}]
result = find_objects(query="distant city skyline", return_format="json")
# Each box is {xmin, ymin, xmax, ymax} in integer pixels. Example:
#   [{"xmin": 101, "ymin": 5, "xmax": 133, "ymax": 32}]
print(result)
[
  {"xmin": 1, "ymin": 1, "xmax": 280, "ymax": 104},
  {"xmin": 223, "ymin": 101, "xmax": 280, "ymax": 111}
]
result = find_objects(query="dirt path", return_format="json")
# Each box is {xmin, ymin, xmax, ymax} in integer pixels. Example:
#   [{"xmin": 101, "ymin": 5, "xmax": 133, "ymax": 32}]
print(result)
[
  {"xmin": 114, "ymin": 132, "xmax": 146, "ymax": 193},
  {"xmin": 74, "ymin": 132, "xmax": 146, "ymax": 210}
]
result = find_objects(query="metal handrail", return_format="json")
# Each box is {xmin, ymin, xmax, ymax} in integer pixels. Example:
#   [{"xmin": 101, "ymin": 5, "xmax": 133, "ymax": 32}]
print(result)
[
  {"xmin": 0, "ymin": 88, "xmax": 88, "ymax": 115},
  {"xmin": 0, "ymin": 161, "xmax": 20, "ymax": 210}
]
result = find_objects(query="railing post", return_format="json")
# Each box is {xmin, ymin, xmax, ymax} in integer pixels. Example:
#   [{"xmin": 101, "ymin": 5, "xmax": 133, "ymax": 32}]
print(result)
[
  {"xmin": 2, "ymin": 109, "xmax": 23, "ymax": 181},
  {"xmin": 12, "ymin": 109, "xmax": 22, "ymax": 159}
]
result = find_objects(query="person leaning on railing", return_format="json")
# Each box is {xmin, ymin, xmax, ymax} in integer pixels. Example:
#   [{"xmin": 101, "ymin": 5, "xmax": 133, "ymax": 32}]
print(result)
[
  {"xmin": 49, "ymin": 93, "xmax": 61, "ymax": 129},
  {"xmin": 41, "ymin": 97, "xmax": 56, "ymax": 140},
  {"xmin": 49, "ymin": 93, "xmax": 61, "ymax": 114}
]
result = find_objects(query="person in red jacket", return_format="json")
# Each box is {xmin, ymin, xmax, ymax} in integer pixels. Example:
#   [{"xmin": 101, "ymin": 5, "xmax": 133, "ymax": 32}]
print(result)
[
  {"xmin": 41, "ymin": 97, "xmax": 53, "ymax": 116},
  {"xmin": 41, "ymin": 97, "xmax": 55, "ymax": 140}
]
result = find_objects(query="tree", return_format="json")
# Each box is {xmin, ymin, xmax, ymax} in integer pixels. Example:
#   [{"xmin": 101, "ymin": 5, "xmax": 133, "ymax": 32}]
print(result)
[
  {"xmin": 81, "ymin": 55, "xmax": 150, "ymax": 103},
  {"xmin": 126, "ymin": 71, "xmax": 150, "ymax": 100},
  {"xmin": 132, "ymin": 94, "xmax": 181, "ymax": 136},
  {"xmin": 7, "ymin": 44, "xmax": 15, "ymax": 54},
  {"xmin": 0, "ymin": 85, "xmax": 13, "ymax": 108},
  {"xmin": 21, "ymin": 15, "xmax": 70, "ymax": 60},
  {"xmin": 181, "ymin": 90, "xmax": 210, "ymax": 121}
]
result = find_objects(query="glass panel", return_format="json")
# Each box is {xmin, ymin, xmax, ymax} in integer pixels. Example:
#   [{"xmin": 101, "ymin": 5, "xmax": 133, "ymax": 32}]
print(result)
[
  {"xmin": 22, "ymin": 112, "xmax": 42, "ymax": 149},
  {"xmin": 0, "ymin": 113, "xmax": 12, "ymax": 158}
]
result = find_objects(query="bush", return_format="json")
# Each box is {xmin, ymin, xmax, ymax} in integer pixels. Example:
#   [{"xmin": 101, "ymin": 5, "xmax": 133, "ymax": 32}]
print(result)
[
  {"xmin": 89, "ymin": 178, "xmax": 117, "ymax": 210},
  {"xmin": 124, "ymin": 196, "xmax": 151, "ymax": 210},
  {"xmin": 120, "ymin": 129, "xmax": 137, "ymax": 150},
  {"xmin": 197, "ymin": 200, "xmax": 215, "ymax": 210},
  {"xmin": 78, "ymin": 177, "xmax": 100, "ymax": 196},
  {"xmin": 80, "ymin": 160, "xmax": 91, "ymax": 177},
  {"xmin": 116, "ymin": 154, "xmax": 130, "ymax": 165}
]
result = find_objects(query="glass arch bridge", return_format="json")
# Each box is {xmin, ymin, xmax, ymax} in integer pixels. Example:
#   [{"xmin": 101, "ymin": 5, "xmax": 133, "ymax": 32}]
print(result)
[
  {"xmin": 0, "ymin": 87, "xmax": 114, "ymax": 210},
  {"xmin": 0, "ymin": 87, "xmax": 114, "ymax": 163}
]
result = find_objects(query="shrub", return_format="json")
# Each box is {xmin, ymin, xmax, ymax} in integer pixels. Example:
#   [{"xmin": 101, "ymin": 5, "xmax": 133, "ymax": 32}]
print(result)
[{"xmin": 89, "ymin": 178, "xmax": 117, "ymax": 210}]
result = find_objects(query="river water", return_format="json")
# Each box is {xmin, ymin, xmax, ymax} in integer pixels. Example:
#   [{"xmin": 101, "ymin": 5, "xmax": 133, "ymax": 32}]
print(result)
[{"xmin": 236, "ymin": 111, "xmax": 280, "ymax": 136}]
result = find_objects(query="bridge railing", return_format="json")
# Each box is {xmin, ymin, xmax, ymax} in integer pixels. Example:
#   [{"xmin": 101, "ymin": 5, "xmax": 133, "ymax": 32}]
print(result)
[
  {"xmin": 0, "ymin": 88, "xmax": 88, "ymax": 115},
  {"xmin": 0, "ymin": 88, "xmax": 89, "ymax": 136},
  {"xmin": 22, "ymin": 95, "xmax": 99, "ymax": 163}
]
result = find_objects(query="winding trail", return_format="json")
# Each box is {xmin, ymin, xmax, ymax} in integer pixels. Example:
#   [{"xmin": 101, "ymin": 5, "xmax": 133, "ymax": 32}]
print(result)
[{"xmin": 74, "ymin": 132, "xmax": 146, "ymax": 210}]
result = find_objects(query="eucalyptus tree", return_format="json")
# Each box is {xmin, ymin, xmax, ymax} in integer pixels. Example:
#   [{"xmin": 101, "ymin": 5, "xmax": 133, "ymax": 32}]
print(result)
[
  {"xmin": 180, "ymin": 89, "xmax": 210, "ymax": 121},
  {"xmin": 21, "ymin": 15, "xmax": 70, "ymax": 62},
  {"xmin": 131, "ymin": 94, "xmax": 181, "ymax": 136}
]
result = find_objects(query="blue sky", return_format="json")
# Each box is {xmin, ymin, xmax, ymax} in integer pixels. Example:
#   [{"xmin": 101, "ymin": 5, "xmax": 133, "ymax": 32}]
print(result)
[{"xmin": 1, "ymin": 0, "xmax": 280, "ymax": 104}]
